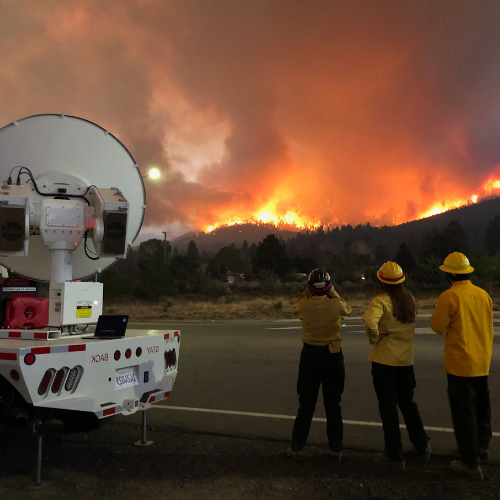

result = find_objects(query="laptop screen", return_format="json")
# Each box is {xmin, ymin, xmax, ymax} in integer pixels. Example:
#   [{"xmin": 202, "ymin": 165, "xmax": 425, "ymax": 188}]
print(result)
[{"xmin": 94, "ymin": 315, "xmax": 129, "ymax": 338}]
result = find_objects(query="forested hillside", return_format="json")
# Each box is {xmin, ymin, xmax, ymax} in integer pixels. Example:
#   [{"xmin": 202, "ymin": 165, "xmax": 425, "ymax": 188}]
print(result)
[{"xmin": 101, "ymin": 197, "xmax": 500, "ymax": 302}]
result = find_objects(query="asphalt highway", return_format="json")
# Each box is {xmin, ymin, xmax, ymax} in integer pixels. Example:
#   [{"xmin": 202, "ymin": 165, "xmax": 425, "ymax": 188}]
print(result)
[{"xmin": 129, "ymin": 317, "xmax": 500, "ymax": 461}]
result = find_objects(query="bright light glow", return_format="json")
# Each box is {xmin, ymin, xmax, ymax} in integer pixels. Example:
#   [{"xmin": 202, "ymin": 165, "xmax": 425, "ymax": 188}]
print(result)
[
  {"xmin": 148, "ymin": 168, "xmax": 160, "ymax": 179},
  {"xmin": 203, "ymin": 176, "xmax": 500, "ymax": 233}
]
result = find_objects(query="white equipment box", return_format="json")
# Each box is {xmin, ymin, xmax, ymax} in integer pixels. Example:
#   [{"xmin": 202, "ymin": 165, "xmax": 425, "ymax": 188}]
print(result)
[{"xmin": 60, "ymin": 282, "xmax": 103, "ymax": 325}]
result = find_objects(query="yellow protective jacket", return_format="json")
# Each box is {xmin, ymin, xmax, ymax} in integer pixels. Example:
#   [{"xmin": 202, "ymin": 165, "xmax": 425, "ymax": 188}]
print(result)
[
  {"xmin": 292, "ymin": 288, "xmax": 352, "ymax": 348},
  {"xmin": 430, "ymin": 280, "xmax": 493, "ymax": 377},
  {"xmin": 362, "ymin": 293, "xmax": 415, "ymax": 366}
]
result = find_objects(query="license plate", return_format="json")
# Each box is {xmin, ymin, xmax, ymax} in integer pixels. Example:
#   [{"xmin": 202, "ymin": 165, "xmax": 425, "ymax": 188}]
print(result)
[{"xmin": 115, "ymin": 366, "xmax": 139, "ymax": 390}]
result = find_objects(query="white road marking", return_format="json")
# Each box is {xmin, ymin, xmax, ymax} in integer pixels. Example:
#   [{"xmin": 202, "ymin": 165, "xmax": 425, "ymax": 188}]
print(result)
[
  {"xmin": 265, "ymin": 327, "xmax": 302, "ymax": 330},
  {"xmin": 154, "ymin": 405, "xmax": 500, "ymax": 437}
]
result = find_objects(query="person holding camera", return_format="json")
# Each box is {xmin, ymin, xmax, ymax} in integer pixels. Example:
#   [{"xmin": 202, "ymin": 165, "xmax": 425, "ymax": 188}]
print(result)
[{"xmin": 287, "ymin": 268, "xmax": 351, "ymax": 462}]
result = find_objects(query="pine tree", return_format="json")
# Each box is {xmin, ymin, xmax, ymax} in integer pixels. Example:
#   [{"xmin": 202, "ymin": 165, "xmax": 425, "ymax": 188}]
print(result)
[
  {"xmin": 485, "ymin": 216, "xmax": 500, "ymax": 255},
  {"xmin": 252, "ymin": 234, "xmax": 290, "ymax": 279},
  {"xmin": 394, "ymin": 242, "xmax": 417, "ymax": 274},
  {"xmin": 241, "ymin": 239, "xmax": 249, "ymax": 258}
]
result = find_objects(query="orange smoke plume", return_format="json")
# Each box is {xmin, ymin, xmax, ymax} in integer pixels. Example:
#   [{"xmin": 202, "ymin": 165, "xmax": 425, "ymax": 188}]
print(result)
[{"xmin": 2, "ymin": 1, "xmax": 500, "ymax": 235}]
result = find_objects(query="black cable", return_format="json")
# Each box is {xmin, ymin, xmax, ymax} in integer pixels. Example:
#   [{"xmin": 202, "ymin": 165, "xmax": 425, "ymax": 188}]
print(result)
[
  {"xmin": 15, "ymin": 166, "xmax": 94, "ymax": 206},
  {"xmin": 14, "ymin": 167, "xmax": 102, "ymax": 261},
  {"xmin": 7, "ymin": 166, "xmax": 24, "ymax": 184},
  {"xmin": 84, "ymin": 230, "xmax": 100, "ymax": 260}
]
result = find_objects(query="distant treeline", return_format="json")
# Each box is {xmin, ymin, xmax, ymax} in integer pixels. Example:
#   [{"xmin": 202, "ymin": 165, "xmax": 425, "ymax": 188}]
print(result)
[{"xmin": 100, "ymin": 213, "xmax": 500, "ymax": 301}]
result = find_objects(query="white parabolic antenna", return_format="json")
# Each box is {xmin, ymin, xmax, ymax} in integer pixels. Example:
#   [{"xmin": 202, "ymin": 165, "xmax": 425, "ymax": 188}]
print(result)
[{"xmin": 0, "ymin": 114, "xmax": 145, "ymax": 281}]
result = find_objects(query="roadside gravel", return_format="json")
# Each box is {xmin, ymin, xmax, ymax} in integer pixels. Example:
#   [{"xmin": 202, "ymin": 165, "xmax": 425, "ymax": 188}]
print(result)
[{"xmin": 0, "ymin": 421, "xmax": 498, "ymax": 500}]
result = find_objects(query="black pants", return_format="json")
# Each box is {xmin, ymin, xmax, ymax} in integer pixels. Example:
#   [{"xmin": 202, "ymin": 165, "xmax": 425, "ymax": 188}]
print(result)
[
  {"xmin": 371, "ymin": 362, "xmax": 428, "ymax": 461},
  {"xmin": 291, "ymin": 343, "xmax": 345, "ymax": 452},
  {"xmin": 447, "ymin": 374, "xmax": 492, "ymax": 468}
]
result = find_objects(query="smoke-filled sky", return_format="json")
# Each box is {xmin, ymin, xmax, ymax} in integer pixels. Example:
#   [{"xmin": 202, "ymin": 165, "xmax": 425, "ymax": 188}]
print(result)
[{"xmin": 2, "ymin": 0, "xmax": 500, "ymax": 235}]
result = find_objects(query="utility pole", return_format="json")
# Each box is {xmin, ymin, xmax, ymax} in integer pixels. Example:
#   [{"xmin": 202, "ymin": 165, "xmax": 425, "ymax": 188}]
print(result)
[{"xmin": 162, "ymin": 231, "xmax": 167, "ymax": 265}]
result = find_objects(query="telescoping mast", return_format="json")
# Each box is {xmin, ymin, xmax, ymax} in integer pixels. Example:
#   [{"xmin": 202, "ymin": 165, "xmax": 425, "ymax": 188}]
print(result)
[{"xmin": 0, "ymin": 114, "xmax": 180, "ymax": 484}]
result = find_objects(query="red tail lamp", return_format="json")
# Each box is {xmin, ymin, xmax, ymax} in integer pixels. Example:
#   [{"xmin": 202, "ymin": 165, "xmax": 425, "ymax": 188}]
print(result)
[
  {"xmin": 136, "ymin": 347, "xmax": 142, "ymax": 357},
  {"xmin": 164, "ymin": 350, "xmax": 171, "ymax": 367},
  {"xmin": 51, "ymin": 368, "xmax": 66, "ymax": 393},
  {"xmin": 10, "ymin": 369, "xmax": 20, "ymax": 381},
  {"xmin": 114, "ymin": 350, "xmax": 121, "ymax": 361},
  {"xmin": 24, "ymin": 353, "xmax": 36, "ymax": 366},
  {"xmin": 38, "ymin": 370, "xmax": 53, "ymax": 396},
  {"xmin": 125, "ymin": 348, "xmax": 132, "ymax": 359}
]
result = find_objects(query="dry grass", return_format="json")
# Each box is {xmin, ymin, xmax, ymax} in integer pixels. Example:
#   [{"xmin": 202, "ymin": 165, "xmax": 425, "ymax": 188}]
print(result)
[
  {"xmin": 105, "ymin": 297, "xmax": 298, "ymax": 321},
  {"xmin": 104, "ymin": 292, "xmax": 500, "ymax": 322}
]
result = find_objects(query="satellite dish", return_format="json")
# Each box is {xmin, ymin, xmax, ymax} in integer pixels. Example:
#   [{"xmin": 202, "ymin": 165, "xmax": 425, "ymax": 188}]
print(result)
[{"xmin": 0, "ymin": 114, "xmax": 145, "ymax": 281}]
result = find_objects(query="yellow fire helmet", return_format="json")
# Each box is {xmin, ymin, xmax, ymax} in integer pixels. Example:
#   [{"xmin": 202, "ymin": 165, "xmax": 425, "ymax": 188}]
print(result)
[
  {"xmin": 439, "ymin": 252, "xmax": 474, "ymax": 274},
  {"xmin": 377, "ymin": 261, "xmax": 405, "ymax": 285}
]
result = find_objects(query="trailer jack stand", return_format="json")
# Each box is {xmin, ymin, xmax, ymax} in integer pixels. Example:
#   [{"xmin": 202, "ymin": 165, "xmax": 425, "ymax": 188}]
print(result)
[
  {"xmin": 33, "ymin": 420, "xmax": 45, "ymax": 486},
  {"xmin": 134, "ymin": 409, "xmax": 153, "ymax": 446}
]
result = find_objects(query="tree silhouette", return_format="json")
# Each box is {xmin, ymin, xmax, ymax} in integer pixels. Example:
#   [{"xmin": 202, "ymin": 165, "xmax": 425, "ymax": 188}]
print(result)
[
  {"xmin": 207, "ymin": 245, "xmax": 251, "ymax": 279},
  {"xmin": 241, "ymin": 239, "xmax": 249, "ymax": 258},
  {"xmin": 424, "ymin": 221, "xmax": 469, "ymax": 259},
  {"xmin": 137, "ymin": 239, "xmax": 175, "ymax": 300},
  {"xmin": 485, "ymin": 216, "xmax": 500, "ymax": 255},
  {"xmin": 395, "ymin": 242, "xmax": 417, "ymax": 274},
  {"xmin": 252, "ymin": 234, "xmax": 290, "ymax": 279},
  {"xmin": 186, "ymin": 240, "xmax": 200, "ymax": 269}
]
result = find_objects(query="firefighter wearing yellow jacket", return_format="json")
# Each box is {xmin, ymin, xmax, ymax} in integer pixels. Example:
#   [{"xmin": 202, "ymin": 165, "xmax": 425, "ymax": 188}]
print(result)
[
  {"xmin": 287, "ymin": 268, "xmax": 351, "ymax": 462},
  {"xmin": 362, "ymin": 262, "xmax": 430, "ymax": 468},
  {"xmin": 431, "ymin": 252, "xmax": 493, "ymax": 480}
]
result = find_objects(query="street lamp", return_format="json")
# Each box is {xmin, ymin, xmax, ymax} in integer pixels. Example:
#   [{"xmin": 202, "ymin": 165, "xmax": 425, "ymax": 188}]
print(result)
[{"xmin": 143, "ymin": 167, "xmax": 160, "ymax": 179}]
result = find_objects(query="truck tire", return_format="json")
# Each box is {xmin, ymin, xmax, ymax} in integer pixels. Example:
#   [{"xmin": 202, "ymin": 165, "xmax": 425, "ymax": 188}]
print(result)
[{"xmin": 58, "ymin": 410, "xmax": 111, "ymax": 431}]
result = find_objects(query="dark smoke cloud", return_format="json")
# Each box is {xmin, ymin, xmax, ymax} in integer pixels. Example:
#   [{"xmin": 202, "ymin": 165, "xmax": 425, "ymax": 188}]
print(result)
[{"xmin": 1, "ymin": 0, "xmax": 500, "ymax": 231}]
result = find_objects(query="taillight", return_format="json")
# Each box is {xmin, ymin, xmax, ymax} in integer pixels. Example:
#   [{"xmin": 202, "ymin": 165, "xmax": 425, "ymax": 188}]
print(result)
[
  {"xmin": 24, "ymin": 353, "xmax": 36, "ymax": 366},
  {"xmin": 38, "ymin": 370, "xmax": 54, "ymax": 396},
  {"xmin": 164, "ymin": 350, "xmax": 170, "ymax": 368},
  {"xmin": 51, "ymin": 368, "xmax": 67, "ymax": 394},
  {"xmin": 125, "ymin": 348, "xmax": 132, "ymax": 359},
  {"xmin": 10, "ymin": 369, "xmax": 20, "ymax": 381},
  {"xmin": 172, "ymin": 349, "xmax": 177, "ymax": 367},
  {"xmin": 136, "ymin": 347, "xmax": 142, "ymax": 357},
  {"xmin": 114, "ymin": 350, "xmax": 121, "ymax": 361},
  {"xmin": 65, "ymin": 366, "xmax": 83, "ymax": 392}
]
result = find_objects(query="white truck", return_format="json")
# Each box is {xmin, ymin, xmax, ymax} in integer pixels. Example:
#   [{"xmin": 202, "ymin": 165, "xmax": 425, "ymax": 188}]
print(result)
[{"xmin": 0, "ymin": 114, "xmax": 179, "ymax": 482}]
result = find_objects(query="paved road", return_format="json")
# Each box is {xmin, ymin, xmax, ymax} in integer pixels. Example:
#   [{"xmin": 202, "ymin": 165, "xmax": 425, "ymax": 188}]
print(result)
[{"xmin": 129, "ymin": 317, "xmax": 500, "ymax": 461}]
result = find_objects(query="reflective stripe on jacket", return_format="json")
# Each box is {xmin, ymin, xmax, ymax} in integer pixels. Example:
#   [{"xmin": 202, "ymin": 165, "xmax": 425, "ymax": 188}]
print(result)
[
  {"xmin": 430, "ymin": 280, "xmax": 493, "ymax": 377},
  {"xmin": 292, "ymin": 289, "xmax": 352, "ymax": 346},
  {"xmin": 362, "ymin": 293, "xmax": 415, "ymax": 366}
]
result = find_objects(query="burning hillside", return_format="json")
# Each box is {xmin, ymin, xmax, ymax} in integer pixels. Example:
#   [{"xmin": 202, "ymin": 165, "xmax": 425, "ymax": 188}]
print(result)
[{"xmin": 204, "ymin": 176, "xmax": 500, "ymax": 233}]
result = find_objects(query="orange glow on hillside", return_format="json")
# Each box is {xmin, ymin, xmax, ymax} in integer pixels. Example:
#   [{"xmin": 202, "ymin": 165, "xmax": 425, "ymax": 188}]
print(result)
[{"xmin": 204, "ymin": 176, "xmax": 500, "ymax": 233}]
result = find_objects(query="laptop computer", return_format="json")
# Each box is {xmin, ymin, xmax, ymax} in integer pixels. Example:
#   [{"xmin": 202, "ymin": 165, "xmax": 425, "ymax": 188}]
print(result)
[{"xmin": 89, "ymin": 315, "xmax": 129, "ymax": 339}]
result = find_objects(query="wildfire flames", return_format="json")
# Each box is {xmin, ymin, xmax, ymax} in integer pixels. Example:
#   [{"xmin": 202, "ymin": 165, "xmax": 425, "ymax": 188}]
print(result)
[{"xmin": 205, "ymin": 177, "xmax": 500, "ymax": 233}]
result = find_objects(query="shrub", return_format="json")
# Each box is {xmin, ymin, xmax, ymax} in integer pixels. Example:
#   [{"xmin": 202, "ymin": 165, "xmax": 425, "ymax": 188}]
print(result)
[
  {"xmin": 274, "ymin": 301, "xmax": 283, "ymax": 309},
  {"xmin": 162, "ymin": 299, "xmax": 176, "ymax": 312},
  {"xmin": 208, "ymin": 280, "xmax": 228, "ymax": 298},
  {"xmin": 262, "ymin": 295, "xmax": 275, "ymax": 300},
  {"xmin": 355, "ymin": 293, "xmax": 367, "ymax": 300},
  {"xmin": 217, "ymin": 296, "xmax": 227, "ymax": 304},
  {"xmin": 281, "ymin": 281, "xmax": 306, "ymax": 296},
  {"xmin": 259, "ymin": 269, "xmax": 281, "ymax": 296},
  {"xmin": 225, "ymin": 295, "xmax": 239, "ymax": 303}
]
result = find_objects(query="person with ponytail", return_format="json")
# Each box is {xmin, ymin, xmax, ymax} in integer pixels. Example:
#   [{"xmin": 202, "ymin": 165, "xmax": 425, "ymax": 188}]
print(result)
[{"xmin": 362, "ymin": 262, "xmax": 430, "ymax": 468}]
